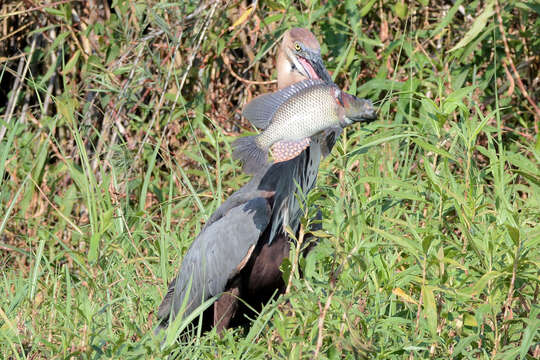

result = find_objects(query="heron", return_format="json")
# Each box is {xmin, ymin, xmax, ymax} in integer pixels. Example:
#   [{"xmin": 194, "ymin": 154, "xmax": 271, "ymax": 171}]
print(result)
[{"xmin": 155, "ymin": 28, "xmax": 375, "ymax": 334}]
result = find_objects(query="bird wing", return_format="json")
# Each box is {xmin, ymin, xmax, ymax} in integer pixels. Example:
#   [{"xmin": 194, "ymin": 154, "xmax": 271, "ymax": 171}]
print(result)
[
  {"xmin": 255, "ymin": 142, "xmax": 321, "ymax": 245},
  {"xmin": 157, "ymin": 197, "xmax": 271, "ymax": 328},
  {"xmin": 320, "ymin": 126, "xmax": 342, "ymax": 158},
  {"xmin": 206, "ymin": 189, "xmax": 274, "ymax": 226}
]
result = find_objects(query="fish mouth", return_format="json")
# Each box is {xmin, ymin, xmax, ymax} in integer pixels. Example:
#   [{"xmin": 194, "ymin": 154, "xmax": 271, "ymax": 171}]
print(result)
[
  {"xmin": 292, "ymin": 49, "xmax": 333, "ymax": 84},
  {"xmin": 347, "ymin": 99, "xmax": 378, "ymax": 123}
]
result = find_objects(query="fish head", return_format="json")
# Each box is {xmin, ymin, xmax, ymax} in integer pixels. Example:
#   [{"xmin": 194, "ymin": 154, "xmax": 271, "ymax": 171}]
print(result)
[
  {"xmin": 340, "ymin": 92, "xmax": 377, "ymax": 123},
  {"xmin": 278, "ymin": 28, "xmax": 333, "ymax": 88}
]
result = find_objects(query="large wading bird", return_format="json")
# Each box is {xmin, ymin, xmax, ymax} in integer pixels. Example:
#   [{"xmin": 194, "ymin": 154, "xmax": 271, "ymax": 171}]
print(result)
[{"xmin": 155, "ymin": 28, "xmax": 376, "ymax": 334}]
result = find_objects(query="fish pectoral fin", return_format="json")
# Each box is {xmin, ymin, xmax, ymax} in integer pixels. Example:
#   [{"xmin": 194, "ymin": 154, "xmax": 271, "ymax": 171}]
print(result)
[{"xmin": 271, "ymin": 138, "xmax": 310, "ymax": 162}]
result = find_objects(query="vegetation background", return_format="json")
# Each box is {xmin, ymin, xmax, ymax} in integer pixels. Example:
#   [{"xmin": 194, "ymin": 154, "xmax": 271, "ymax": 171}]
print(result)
[{"xmin": 0, "ymin": 0, "xmax": 538, "ymax": 358}]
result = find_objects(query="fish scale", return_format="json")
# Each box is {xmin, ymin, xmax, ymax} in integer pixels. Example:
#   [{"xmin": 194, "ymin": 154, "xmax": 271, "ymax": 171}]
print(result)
[{"xmin": 258, "ymin": 84, "xmax": 340, "ymax": 149}]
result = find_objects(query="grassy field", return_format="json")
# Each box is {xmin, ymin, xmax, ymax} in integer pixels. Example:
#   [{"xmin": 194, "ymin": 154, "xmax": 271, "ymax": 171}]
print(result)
[{"xmin": 1, "ymin": 0, "xmax": 539, "ymax": 358}]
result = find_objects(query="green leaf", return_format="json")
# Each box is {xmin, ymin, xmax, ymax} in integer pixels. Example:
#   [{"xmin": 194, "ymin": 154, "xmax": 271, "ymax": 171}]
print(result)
[
  {"xmin": 359, "ymin": 0, "xmax": 377, "ymax": 17},
  {"xmin": 280, "ymin": 257, "xmax": 292, "ymax": 285},
  {"xmin": 413, "ymin": 138, "xmax": 457, "ymax": 162},
  {"xmin": 350, "ymin": 132, "xmax": 417, "ymax": 156},
  {"xmin": 442, "ymin": 86, "xmax": 475, "ymax": 114},
  {"xmin": 505, "ymin": 224, "xmax": 520, "ymax": 246},
  {"xmin": 431, "ymin": 0, "xmax": 463, "ymax": 36},
  {"xmin": 520, "ymin": 306, "xmax": 540, "ymax": 359},
  {"xmin": 463, "ymin": 271, "xmax": 502, "ymax": 295},
  {"xmin": 309, "ymin": 230, "xmax": 332, "ymax": 238},
  {"xmin": 88, "ymin": 232, "xmax": 99, "ymax": 263},
  {"xmin": 44, "ymin": 7, "xmax": 64, "ymax": 17},
  {"xmin": 369, "ymin": 226, "xmax": 422, "ymax": 254},
  {"xmin": 464, "ymin": 313, "xmax": 478, "ymax": 327},
  {"xmin": 453, "ymin": 334, "xmax": 478, "ymax": 355},
  {"xmin": 449, "ymin": 0, "xmax": 495, "ymax": 52},
  {"xmin": 63, "ymin": 49, "xmax": 80, "ymax": 74},
  {"xmin": 394, "ymin": 2, "xmax": 408, "ymax": 19},
  {"xmin": 517, "ymin": 2, "xmax": 540, "ymax": 15},
  {"xmin": 422, "ymin": 285, "xmax": 437, "ymax": 337}
]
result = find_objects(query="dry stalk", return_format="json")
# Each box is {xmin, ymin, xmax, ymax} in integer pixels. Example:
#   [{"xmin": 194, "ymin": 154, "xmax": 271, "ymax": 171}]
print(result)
[
  {"xmin": 313, "ymin": 285, "xmax": 336, "ymax": 358},
  {"xmin": 313, "ymin": 240, "xmax": 361, "ymax": 358},
  {"xmin": 133, "ymin": 1, "xmax": 218, "ymax": 176},
  {"xmin": 501, "ymin": 236, "xmax": 520, "ymax": 343},
  {"xmin": 28, "ymin": 175, "xmax": 83, "ymax": 235},
  {"xmin": 221, "ymin": 52, "xmax": 277, "ymax": 86},
  {"xmin": 495, "ymin": 0, "xmax": 540, "ymax": 132},
  {"xmin": 1, "ymin": 0, "xmax": 72, "ymax": 18},
  {"xmin": 0, "ymin": 34, "xmax": 36, "ymax": 142},
  {"xmin": 0, "ymin": 21, "xmax": 32, "ymax": 43}
]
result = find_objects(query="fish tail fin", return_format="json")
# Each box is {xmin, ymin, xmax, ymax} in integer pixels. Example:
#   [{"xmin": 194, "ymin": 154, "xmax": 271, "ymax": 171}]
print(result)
[{"xmin": 232, "ymin": 136, "xmax": 268, "ymax": 174}]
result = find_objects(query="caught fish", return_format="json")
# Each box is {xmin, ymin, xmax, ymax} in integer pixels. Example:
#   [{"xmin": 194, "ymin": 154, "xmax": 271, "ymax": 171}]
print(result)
[{"xmin": 233, "ymin": 79, "xmax": 377, "ymax": 173}]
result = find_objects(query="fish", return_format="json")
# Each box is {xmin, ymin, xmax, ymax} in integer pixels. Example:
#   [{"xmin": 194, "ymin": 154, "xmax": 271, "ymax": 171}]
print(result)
[{"xmin": 232, "ymin": 79, "xmax": 377, "ymax": 174}]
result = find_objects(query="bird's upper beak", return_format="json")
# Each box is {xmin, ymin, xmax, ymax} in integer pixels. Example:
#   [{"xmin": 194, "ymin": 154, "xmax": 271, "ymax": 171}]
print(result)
[
  {"xmin": 306, "ymin": 50, "xmax": 333, "ymax": 84},
  {"xmin": 291, "ymin": 48, "xmax": 333, "ymax": 84}
]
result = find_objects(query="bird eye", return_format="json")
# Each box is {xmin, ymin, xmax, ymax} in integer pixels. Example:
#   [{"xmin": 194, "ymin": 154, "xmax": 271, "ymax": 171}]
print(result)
[{"xmin": 294, "ymin": 42, "xmax": 301, "ymax": 51}]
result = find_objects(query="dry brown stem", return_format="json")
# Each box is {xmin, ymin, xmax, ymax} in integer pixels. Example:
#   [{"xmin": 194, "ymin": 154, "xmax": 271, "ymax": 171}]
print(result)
[{"xmin": 495, "ymin": 0, "xmax": 539, "ymax": 133}]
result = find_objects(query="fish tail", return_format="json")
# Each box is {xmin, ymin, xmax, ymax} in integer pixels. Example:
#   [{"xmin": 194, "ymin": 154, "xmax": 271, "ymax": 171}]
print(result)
[{"xmin": 232, "ymin": 136, "xmax": 268, "ymax": 174}]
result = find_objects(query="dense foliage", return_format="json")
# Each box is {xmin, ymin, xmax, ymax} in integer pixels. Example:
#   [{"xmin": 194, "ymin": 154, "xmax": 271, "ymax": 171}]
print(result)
[{"xmin": 1, "ymin": 0, "xmax": 538, "ymax": 358}]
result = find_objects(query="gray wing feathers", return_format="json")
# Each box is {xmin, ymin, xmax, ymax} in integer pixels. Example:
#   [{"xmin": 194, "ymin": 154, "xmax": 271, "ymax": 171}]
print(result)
[
  {"xmin": 206, "ymin": 190, "xmax": 273, "ymax": 226},
  {"xmin": 264, "ymin": 141, "xmax": 322, "ymax": 244},
  {"xmin": 157, "ymin": 197, "xmax": 271, "ymax": 328},
  {"xmin": 320, "ymin": 127, "xmax": 342, "ymax": 158}
]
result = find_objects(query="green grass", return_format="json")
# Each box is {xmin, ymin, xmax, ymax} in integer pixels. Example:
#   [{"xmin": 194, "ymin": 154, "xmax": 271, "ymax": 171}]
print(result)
[{"xmin": 1, "ymin": 0, "xmax": 539, "ymax": 358}]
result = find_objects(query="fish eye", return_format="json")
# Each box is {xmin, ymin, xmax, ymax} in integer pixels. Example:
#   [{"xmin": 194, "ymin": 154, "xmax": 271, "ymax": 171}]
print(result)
[{"xmin": 294, "ymin": 42, "xmax": 301, "ymax": 51}]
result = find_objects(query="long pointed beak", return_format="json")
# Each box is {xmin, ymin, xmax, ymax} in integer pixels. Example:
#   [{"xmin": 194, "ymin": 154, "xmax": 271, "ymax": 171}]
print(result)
[{"xmin": 305, "ymin": 50, "xmax": 333, "ymax": 84}]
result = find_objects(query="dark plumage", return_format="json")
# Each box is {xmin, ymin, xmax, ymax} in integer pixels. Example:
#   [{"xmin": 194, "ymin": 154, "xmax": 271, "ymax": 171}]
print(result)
[{"xmin": 156, "ymin": 144, "xmax": 324, "ymax": 334}]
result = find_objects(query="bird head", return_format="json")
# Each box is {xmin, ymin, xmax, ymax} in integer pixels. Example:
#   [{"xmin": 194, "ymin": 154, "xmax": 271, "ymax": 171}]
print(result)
[{"xmin": 277, "ymin": 28, "xmax": 333, "ymax": 89}]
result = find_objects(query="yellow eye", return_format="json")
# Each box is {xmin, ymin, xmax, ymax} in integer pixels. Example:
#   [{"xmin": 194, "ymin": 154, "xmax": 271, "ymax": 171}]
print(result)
[{"xmin": 294, "ymin": 43, "xmax": 301, "ymax": 51}]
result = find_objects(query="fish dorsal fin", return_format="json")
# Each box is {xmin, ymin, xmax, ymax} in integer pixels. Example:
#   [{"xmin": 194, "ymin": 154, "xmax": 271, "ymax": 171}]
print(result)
[{"xmin": 243, "ymin": 79, "xmax": 326, "ymax": 130}]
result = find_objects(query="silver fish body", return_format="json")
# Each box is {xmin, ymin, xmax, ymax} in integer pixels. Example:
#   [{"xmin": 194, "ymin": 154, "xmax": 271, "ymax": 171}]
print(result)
[
  {"xmin": 233, "ymin": 79, "xmax": 376, "ymax": 174},
  {"xmin": 254, "ymin": 83, "xmax": 345, "ymax": 149}
]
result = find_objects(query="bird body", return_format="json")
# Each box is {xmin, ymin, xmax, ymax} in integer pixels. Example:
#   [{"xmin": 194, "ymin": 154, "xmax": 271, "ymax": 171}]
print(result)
[
  {"xmin": 156, "ymin": 147, "xmax": 324, "ymax": 334},
  {"xmin": 155, "ymin": 27, "xmax": 375, "ymax": 336},
  {"xmin": 233, "ymin": 80, "xmax": 376, "ymax": 173},
  {"xmin": 157, "ymin": 197, "xmax": 271, "ymax": 328}
]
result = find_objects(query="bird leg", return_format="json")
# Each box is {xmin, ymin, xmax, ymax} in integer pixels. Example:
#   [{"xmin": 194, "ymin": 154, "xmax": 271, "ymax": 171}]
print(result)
[{"xmin": 213, "ymin": 279, "xmax": 241, "ymax": 335}]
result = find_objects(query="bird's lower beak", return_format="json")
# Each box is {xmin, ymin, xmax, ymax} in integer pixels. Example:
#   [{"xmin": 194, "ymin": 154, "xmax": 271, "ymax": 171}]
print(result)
[{"xmin": 306, "ymin": 51, "xmax": 333, "ymax": 84}]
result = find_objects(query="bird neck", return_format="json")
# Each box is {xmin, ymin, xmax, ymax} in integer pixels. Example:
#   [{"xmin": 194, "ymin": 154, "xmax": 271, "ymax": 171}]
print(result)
[{"xmin": 277, "ymin": 50, "xmax": 306, "ymax": 89}]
